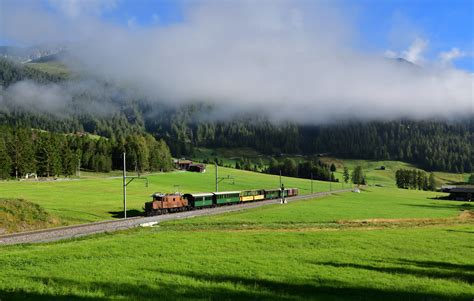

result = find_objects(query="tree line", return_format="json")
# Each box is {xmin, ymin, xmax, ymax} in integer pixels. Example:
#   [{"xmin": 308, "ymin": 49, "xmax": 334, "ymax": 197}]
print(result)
[
  {"xmin": 0, "ymin": 126, "xmax": 173, "ymax": 179},
  {"xmin": 395, "ymin": 169, "xmax": 436, "ymax": 191},
  {"xmin": 149, "ymin": 105, "xmax": 472, "ymax": 173}
]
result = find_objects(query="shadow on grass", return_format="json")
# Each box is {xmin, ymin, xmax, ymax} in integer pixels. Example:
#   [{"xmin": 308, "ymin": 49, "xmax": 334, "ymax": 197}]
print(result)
[
  {"xmin": 404, "ymin": 203, "xmax": 471, "ymax": 210},
  {"xmin": 309, "ymin": 259, "xmax": 473, "ymax": 284},
  {"xmin": 0, "ymin": 271, "xmax": 464, "ymax": 301},
  {"xmin": 108, "ymin": 209, "xmax": 143, "ymax": 218},
  {"xmin": 446, "ymin": 229, "xmax": 474, "ymax": 234}
]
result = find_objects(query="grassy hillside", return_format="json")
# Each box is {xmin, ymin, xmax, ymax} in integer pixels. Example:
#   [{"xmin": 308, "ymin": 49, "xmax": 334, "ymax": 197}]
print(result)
[
  {"xmin": 0, "ymin": 165, "xmax": 338, "ymax": 224},
  {"xmin": 192, "ymin": 147, "xmax": 469, "ymax": 188},
  {"xmin": 0, "ymin": 199, "xmax": 62, "ymax": 234},
  {"xmin": 0, "ymin": 187, "xmax": 472, "ymax": 300},
  {"xmin": 320, "ymin": 158, "xmax": 469, "ymax": 188},
  {"xmin": 26, "ymin": 62, "xmax": 70, "ymax": 78}
]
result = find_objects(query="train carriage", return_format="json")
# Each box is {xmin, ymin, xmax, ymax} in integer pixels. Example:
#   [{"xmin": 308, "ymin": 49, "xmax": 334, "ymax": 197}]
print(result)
[
  {"xmin": 286, "ymin": 188, "xmax": 299, "ymax": 197},
  {"xmin": 240, "ymin": 189, "xmax": 265, "ymax": 202},
  {"xmin": 213, "ymin": 191, "xmax": 241, "ymax": 205},
  {"xmin": 264, "ymin": 189, "xmax": 281, "ymax": 199},
  {"xmin": 183, "ymin": 193, "xmax": 214, "ymax": 208}
]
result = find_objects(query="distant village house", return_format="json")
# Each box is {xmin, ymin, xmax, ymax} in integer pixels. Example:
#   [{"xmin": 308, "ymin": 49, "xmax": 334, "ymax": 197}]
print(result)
[{"xmin": 173, "ymin": 159, "xmax": 206, "ymax": 173}]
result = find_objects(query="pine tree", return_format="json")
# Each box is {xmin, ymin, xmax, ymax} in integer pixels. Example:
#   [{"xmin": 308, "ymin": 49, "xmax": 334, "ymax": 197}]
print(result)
[
  {"xmin": 351, "ymin": 166, "xmax": 365, "ymax": 185},
  {"xmin": 62, "ymin": 144, "xmax": 76, "ymax": 177},
  {"xmin": 343, "ymin": 167, "xmax": 350, "ymax": 183},
  {"xmin": 10, "ymin": 128, "xmax": 35, "ymax": 178},
  {"xmin": 0, "ymin": 137, "xmax": 12, "ymax": 179},
  {"xmin": 469, "ymin": 174, "xmax": 474, "ymax": 184},
  {"xmin": 428, "ymin": 173, "xmax": 437, "ymax": 191}
]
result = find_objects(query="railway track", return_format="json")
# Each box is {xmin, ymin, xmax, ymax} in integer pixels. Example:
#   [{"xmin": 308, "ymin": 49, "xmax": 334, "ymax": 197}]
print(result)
[{"xmin": 0, "ymin": 188, "xmax": 352, "ymax": 245}]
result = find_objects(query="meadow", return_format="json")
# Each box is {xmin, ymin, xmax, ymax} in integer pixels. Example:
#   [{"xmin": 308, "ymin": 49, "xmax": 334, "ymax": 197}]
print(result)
[
  {"xmin": 192, "ymin": 147, "xmax": 470, "ymax": 188},
  {"xmin": 0, "ymin": 187, "xmax": 472, "ymax": 300},
  {"xmin": 0, "ymin": 165, "xmax": 337, "ymax": 225}
]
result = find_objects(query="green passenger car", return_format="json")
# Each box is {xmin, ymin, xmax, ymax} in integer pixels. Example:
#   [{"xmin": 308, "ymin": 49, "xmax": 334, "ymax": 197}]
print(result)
[
  {"xmin": 213, "ymin": 191, "xmax": 241, "ymax": 205},
  {"xmin": 264, "ymin": 189, "xmax": 281, "ymax": 199},
  {"xmin": 183, "ymin": 193, "xmax": 214, "ymax": 208}
]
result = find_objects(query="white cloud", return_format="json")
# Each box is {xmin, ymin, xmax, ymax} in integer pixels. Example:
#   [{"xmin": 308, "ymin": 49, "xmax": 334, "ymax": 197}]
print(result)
[
  {"xmin": 384, "ymin": 50, "xmax": 397, "ymax": 59},
  {"xmin": 439, "ymin": 48, "xmax": 466, "ymax": 65},
  {"xmin": 402, "ymin": 38, "xmax": 428, "ymax": 64},
  {"xmin": 1, "ymin": 0, "xmax": 473, "ymax": 123}
]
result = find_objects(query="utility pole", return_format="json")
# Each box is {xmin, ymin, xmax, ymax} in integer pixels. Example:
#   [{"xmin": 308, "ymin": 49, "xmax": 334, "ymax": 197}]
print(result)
[
  {"xmin": 311, "ymin": 172, "xmax": 313, "ymax": 194},
  {"xmin": 123, "ymin": 152, "xmax": 127, "ymax": 219},
  {"xmin": 215, "ymin": 162, "xmax": 218, "ymax": 192},
  {"xmin": 215, "ymin": 162, "xmax": 234, "ymax": 192},
  {"xmin": 122, "ymin": 152, "xmax": 148, "ymax": 219},
  {"xmin": 279, "ymin": 170, "xmax": 282, "ymax": 188},
  {"xmin": 329, "ymin": 172, "xmax": 332, "ymax": 192}
]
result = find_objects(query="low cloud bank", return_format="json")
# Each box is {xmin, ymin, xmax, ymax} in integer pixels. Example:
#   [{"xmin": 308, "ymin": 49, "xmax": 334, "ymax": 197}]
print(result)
[{"xmin": 1, "ymin": 0, "xmax": 472, "ymax": 123}]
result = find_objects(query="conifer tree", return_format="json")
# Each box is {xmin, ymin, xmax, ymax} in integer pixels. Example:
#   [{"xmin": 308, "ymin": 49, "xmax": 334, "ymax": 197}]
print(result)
[{"xmin": 0, "ymin": 137, "xmax": 12, "ymax": 179}]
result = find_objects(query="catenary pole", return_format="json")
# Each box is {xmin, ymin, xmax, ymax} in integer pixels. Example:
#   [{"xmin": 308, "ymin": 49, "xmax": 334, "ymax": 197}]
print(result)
[
  {"xmin": 215, "ymin": 162, "xmax": 218, "ymax": 192},
  {"xmin": 123, "ymin": 152, "xmax": 127, "ymax": 219}
]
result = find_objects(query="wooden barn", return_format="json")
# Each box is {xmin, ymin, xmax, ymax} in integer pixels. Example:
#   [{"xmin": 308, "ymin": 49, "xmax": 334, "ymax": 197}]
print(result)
[
  {"xmin": 441, "ymin": 185, "xmax": 473, "ymax": 202},
  {"xmin": 174, "ymin": 159, "xmax": 193, "ymax": 170},
  {"xmin": 188, "ymin": 164, "xmax": 206, "ymax": 173}
]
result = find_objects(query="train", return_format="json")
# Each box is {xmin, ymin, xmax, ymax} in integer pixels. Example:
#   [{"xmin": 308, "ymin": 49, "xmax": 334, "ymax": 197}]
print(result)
[{"xmin": 144, "ymin": 188, "xmax": 299, "ymax": 216}]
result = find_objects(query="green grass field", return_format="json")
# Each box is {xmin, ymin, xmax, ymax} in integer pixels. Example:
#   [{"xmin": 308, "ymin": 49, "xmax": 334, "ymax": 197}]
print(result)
[
  {"xmin": 162, "ymin": 187, "xmax": 471, "ymax": 231},
  {"xmin": 321, "ymin": 157, "xmax": 469, "ymax": 188},
  {"xmin": 0, "ymin": 187, "xmax": 472, "ymax": 300},
  {"xmin": 192, "ymin": 147, "xmax": 470, "ymax": 188},
  {"xmin": 0, "ymin": 165, "xmax": 338, "ymax": 224},
  {"xmin": 26, "ymin": 62, "xmax": 70, "ymax": 78}
]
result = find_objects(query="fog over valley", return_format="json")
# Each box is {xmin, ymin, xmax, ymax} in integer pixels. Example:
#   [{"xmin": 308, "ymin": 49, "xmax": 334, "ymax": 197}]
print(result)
[{"xmin": 0, "ymin": 0, "xmax": 473, "ymax": 123}]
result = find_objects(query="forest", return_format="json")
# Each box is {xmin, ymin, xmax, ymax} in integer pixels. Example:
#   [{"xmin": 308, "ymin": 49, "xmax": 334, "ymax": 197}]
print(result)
[
  {"xmin": 0, "ymin": 126, "xmax": 173, "ymax": 179},
  {"xmin": 0, "ymin": 58, "xmax": 472, "ymax": 174}
]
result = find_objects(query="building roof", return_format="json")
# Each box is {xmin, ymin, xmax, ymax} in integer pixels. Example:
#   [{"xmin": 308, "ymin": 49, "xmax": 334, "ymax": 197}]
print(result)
[
  {"xmin": 213, "ymin": 191, "xmax": 241, "ymax": 195},
  {"xmin": 184, "ymin": 193, "xmax": 214, "ymax": 197},
  {"xmin": 450, "ymin": 187, "xmax": 474, "ymax": 193},
  {"xmin": 442, "ymin": 185, "xmax": 474, "ymax": 193},
  {"xmin": 177, "ymin": 160, "xmax": 192, "ymax": 164}
]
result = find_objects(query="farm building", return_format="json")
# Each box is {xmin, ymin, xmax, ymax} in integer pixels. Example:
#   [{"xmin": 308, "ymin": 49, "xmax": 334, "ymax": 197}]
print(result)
[
  {"xmin": 188, "ymin": 164, "xmax": 206, "ymax": 173},
  {"xmin": 441, "ymin": 185, "xmax": 473, "ymax": 202},
  {"xmin": 173, "ymin": 159, "xmax": 206, "ymax": 173},
  {"xmin": 174, "ymin": 159, "xmax": 193, "ymax": 170}
]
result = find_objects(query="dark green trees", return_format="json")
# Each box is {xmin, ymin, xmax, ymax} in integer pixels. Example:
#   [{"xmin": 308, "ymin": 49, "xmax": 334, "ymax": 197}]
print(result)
[
  {"xmin": 343, "ymin": 167, "xmax": 350, "ymax": 183},
  {"xmin": 0, "ymin": 137, "xmax": 12, "ymax": 179},
  {"xmin": 428, "ymin": 173, "xmax": 437, "ymax": 191},
  {"xmin": 0, "ymin": 126, "xmax": 174, "ymax": 178},
  {"xmin": 395, "ymin": 169, "xmax": 435, "ymax": 191},
  {"xmin": 351, "ymin": 166, "xmax": 365, "ymax": 185},
  {"xmin": 468, "ymin": 174, "xmax": 474, "ymax": 184},
  {"xmin": 10, "ymin": 128, "xmax": 36, "ymax": 178}
]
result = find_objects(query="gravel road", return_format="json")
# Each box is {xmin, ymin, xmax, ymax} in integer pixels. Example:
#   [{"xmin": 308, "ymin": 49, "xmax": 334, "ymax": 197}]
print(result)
[{"xmin": 0, "ymin": 188, "xmax": 352, "ymax": 245}]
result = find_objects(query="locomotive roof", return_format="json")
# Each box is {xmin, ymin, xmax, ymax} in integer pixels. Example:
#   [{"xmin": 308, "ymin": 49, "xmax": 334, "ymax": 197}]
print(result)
[{"xmin": 151, "ymin": 192, "xmax": 181, "ymax": 197}]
